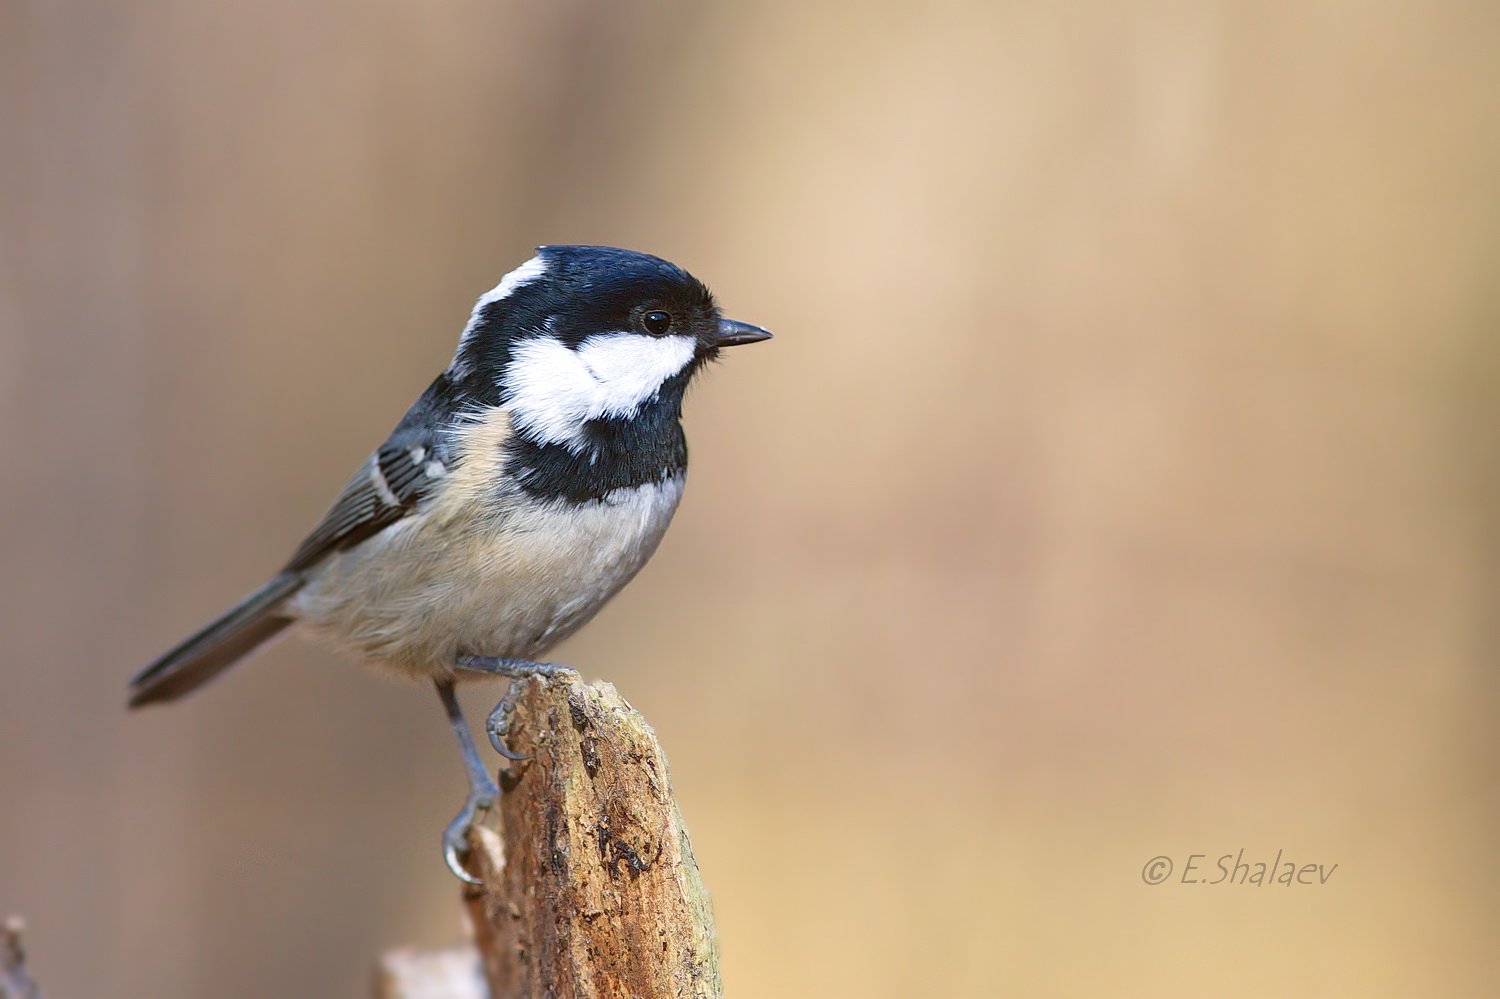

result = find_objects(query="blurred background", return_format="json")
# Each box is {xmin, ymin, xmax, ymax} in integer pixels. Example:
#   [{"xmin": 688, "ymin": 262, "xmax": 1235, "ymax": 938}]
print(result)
[{"xmin": 2, "ymin": 1, "xmax": 1497, "ymax": 996}]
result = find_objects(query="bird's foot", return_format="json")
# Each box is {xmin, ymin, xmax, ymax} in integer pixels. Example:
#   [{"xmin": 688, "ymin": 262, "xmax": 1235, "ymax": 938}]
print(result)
[
  {"xmin": 453, "ymin": 657, "xmax": 578, "ymax": 760},
  {"xmin": 442, "ymin": 772, "xmax": 499, "ymax": 885}
]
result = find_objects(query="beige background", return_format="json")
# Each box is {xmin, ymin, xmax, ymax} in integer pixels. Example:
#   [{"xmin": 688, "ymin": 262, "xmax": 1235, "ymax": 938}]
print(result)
[{"xmin": 2, "ymin": 2, "xmax": 1496, "ymax": 996}]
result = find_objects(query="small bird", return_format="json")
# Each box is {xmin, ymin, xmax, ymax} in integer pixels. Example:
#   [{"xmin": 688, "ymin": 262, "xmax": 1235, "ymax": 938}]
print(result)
[{"xmin": 129, "ymin": 245, "xmax": 771, "ymax": 880}]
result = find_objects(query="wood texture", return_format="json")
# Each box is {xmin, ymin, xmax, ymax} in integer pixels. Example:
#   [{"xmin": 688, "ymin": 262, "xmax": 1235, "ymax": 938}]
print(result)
[{"xmin": 462, "ymin": 675, "xmax": 721, "ymax": 999}]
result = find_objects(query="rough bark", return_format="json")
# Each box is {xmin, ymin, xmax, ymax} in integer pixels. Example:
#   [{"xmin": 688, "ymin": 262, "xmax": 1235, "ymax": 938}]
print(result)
[{"xmin": 461, "ymin": 675, "xmax": 721, "ymax": 999}]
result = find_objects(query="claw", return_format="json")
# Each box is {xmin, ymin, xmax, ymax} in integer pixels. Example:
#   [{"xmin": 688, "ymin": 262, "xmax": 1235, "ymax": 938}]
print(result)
[
  {"xmin": 485, "ymin": 683, "xmax": 529, "ymax": 760},
  {"xmin": 444, "ymin": 837, "xmax": 483, "ymax": 886},
  {"xmin": 442, "ymin": 775, "xmax": 498, "ymax": 885},
  {"xmin": 436, "ymin": 657, "xmax": 578, "ymax": 875},
  {"xmin": 491, "ymin": 738, "xmax": 529, "ymax": 762}
]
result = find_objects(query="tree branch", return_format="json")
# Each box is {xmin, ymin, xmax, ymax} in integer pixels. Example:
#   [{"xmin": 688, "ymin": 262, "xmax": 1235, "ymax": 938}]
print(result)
[{"xmin": 461, "ymin": 674, "xmax": 721, "ymax": 998}]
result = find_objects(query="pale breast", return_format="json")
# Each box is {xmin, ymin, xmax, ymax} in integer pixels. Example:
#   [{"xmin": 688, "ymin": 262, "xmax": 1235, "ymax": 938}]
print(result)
[{"xmin": 290, "ymin": 476, "xmax": 685, "ymax": 679}]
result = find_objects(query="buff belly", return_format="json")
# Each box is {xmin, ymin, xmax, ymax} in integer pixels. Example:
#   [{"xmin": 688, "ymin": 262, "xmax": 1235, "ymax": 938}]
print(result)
[{"xmin": 288, "ymin": 477, "xmax": 685, "ymax": 680}]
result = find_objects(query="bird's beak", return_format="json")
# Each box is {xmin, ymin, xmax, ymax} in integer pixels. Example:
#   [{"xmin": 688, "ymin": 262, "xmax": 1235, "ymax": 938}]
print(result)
[{"xmin": 715, "ymin": 318, "xmax": 774, "ymax": 348}]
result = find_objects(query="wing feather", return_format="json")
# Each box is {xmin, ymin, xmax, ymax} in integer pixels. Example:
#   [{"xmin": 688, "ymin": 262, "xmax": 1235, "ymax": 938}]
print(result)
[
  {"xmin": 281, "ymin": 370, "xmax": 483, "ymax": 571},
  {"xmin": 284, "ymin": 441, "xmax": 443, "ymax": 571},
  {"xmin": 281, "ymin": 368, "xmax": 505, "ymax": 572}
]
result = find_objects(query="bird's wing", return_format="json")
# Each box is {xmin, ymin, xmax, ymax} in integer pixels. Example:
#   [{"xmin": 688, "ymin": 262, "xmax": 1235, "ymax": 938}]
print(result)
[
  {"xmin": 282, "ymin": 445, "xmax": 442, "ymax": 572},
  {"xmin": 282, "ymin": 374, "xmax": 471, "ymax": 573},
  {"xmin": 283, "ymin": 436, "xmax": 448, "ymax": 572}
]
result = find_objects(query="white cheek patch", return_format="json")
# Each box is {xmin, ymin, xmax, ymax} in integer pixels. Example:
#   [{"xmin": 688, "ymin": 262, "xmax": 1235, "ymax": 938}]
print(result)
[
  {"xmin": 575, "ymin": 333, "xmax": 699, "ymax": 413},
  {"xmin": 455, "ymin": 255, "xmax": 549, "ymax": 359},
  {"xmin": 504, "ymin": 333, "xmax": 697, "ymax": 449}
]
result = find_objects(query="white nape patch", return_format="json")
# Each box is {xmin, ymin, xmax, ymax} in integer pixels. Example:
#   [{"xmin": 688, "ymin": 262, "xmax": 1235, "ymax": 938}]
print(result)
[
  {"xmin": 368, "ymin": 453, "xmax": 401, "ymax": 506},
  {"xmin": 408, "ymin": 445, "xmax": 426, "ymax": 465},
  {"xmin": 504, "ymin": 333, "xmax": 697, "ymax": 449},
  {"xmin": 424, "ymin": 460, "xmax": 447, "ymax": 478},
  {"xmin": 453, "ymin": 256, "xmax": 549, "ymax": 364},
  {"xmin": 477, "ymin": 255, "xmax": 548, "ymax": 309}
]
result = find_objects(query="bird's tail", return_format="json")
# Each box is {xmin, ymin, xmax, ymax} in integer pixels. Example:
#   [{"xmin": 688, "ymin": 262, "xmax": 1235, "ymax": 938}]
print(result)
[{"xmin": 129, "ymin": 572, "xmax": 306, "ymax": 708}]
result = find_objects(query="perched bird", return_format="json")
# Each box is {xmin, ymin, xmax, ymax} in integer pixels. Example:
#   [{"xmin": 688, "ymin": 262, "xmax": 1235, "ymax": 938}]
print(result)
[{"xmin": 129, "ymin": 245, "xmax": 772, "ymax": 880}]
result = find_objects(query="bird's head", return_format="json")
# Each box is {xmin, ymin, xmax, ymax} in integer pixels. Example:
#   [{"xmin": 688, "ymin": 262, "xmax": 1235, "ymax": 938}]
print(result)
[{"xmin": 449, "ymin": 245, "xmax": 771, "ymax": 450}]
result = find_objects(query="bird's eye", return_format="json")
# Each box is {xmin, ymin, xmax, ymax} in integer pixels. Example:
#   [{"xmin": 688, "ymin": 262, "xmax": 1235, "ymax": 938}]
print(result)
[{"xmin": 641, "ymin": 310, "xmax": 672, "ymax": 336}]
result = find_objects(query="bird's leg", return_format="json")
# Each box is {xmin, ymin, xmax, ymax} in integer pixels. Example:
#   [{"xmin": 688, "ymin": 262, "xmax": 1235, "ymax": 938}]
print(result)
[
  {"xmin": 434, "ymin": 678, "xmax": 498, "ymax": 885},
  {"xmin": 454, "ymin": 656, "xmax": 578, "ymax": 760}
]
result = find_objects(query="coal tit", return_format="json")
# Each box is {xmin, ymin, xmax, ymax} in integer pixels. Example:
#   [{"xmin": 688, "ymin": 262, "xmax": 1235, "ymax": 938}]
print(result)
[{"xmin": 129, "ymin": 245, "xmax": 772, "ymax": 880}]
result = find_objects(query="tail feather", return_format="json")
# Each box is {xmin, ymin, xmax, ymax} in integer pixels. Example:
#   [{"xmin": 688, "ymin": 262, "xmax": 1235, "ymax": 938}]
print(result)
[{"xmin": 129, "ymin": 572, "xmax": 305, "ymax": 708}]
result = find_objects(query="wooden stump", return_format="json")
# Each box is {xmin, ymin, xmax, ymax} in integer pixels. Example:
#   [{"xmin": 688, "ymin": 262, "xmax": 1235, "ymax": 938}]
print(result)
[{"xmin": 378, "ymin": 674, "xmax": 722, "ymax": 998}]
